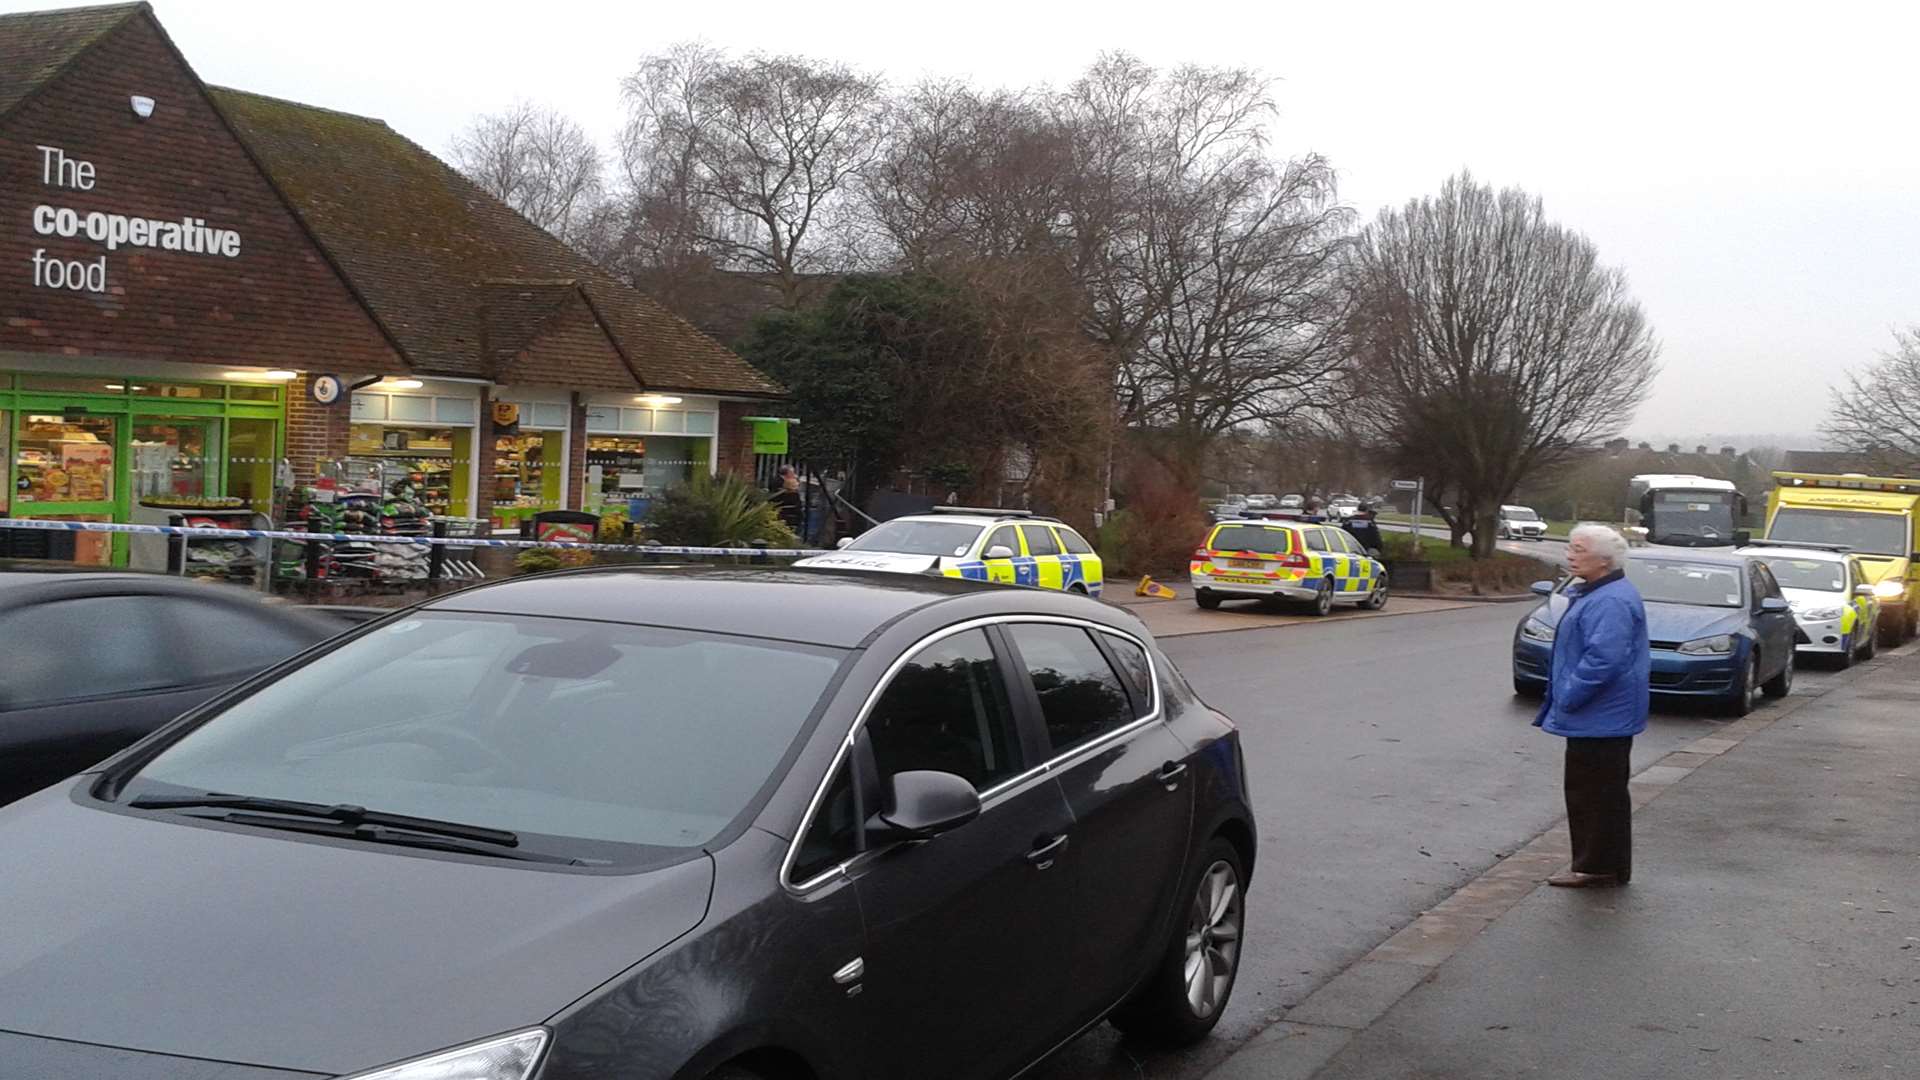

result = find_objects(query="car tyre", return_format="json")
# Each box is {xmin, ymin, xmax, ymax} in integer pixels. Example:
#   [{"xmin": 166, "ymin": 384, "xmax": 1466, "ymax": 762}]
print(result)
[
  {"xmin": 1858, "ymin": 625, "xmax": 1877, "ymax": 661},
  {"xmin": 1366, "ymin": 575, "xmax": 1389, "ymax": 610},
  {"xmin": 1762, "ymin": 652, "xmax": 1793, "ymax": 698},
  {"xmin": 1513, "ymin": 676, "xmax": 1543, "ymax": 699},
  {"xmin": 1724, "ymin": 653, "xmax": 1761, "ymax": 717},
  {"xmin": 1834, "ymin": 634, "xmax": 1855, "ymax": 670},
  {"xmin": 1110, "ymin": 837, "xmax": 1246, "ymax": 1047},
  {"xmin": 1308, "ymin": 578, "xmax": 1334, "ymax": 617},
  {"xmin": 1196, "ymin": 590, "xmax": 1222, "ymax": 611}
]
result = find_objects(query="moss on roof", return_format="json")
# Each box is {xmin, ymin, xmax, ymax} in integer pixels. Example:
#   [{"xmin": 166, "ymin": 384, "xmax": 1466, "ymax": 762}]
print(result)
[
  {"xmin": 207, "ymin": 86, "xmax": 783, "ymax": 397},
  {"xmin": 0, "ymin": 3, "xmax": 144, "ymax": 120}
]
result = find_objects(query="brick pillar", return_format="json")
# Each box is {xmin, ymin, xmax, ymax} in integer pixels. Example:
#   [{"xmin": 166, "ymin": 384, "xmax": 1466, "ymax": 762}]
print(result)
[
  {"xmin": 567, "ymin": 393, "xmax": 588, "ymax": 511},
  {"xmin": 718, "ymin": 401, "xmax": 757, "ymax": 478},
  {"xmin": 285, "ymin": 373, "xmax": 351, "ymax": 482}
]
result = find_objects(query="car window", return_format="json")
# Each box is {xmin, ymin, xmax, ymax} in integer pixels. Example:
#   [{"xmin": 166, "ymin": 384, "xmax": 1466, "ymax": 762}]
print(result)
[
  {"xmin": 1020, "ymin": 524, "xmax": 1061, "ymax": 557},
  {"xmin": 128, "ymin": 612, "xmax": 845, "ymax": 863},
  {"xmin": 1304, "ymin": 528, "xmax": 1331, "ymax": 553},
  {"xmin": 792, "ymin": 762, "xmax": 859, "ymax": 883},
  {"xmin": 1331, "ymin": 529, "xmax": 1361, "ymax": 555},
  {"xmin": 1752, "ymin": 563, "xmax": 1783, "ymax": 603},
  {"xmin": 1006, "ymin": 623, "xmax": 1134, "ymax": 754},
  {"xmin": 844, "ymin": 519, "xmax": 984, "ymax": 558},
  {"xmin": 1058, "ymin": 527, "xmax": 1095, "ymax": 556},
  {"xmin": 0, "ymin": 595, "xmax": 181, "ymax": 708},
  {"xmin": 1102, "ymin": 633, "xmax": 1157, "ymax": 719},
  {"xmin": 1208, "ymin": 525, "xmax": 1294, "ymax": 554},
  {"xmin": 984, "ymin": 525, "xmax": 1020, "ymax": 558},
  {"xmin": 1627, "ymin": 559, "xmax": 1745, "ymax": 608},
  {"xmin": 865, "ymin": 628, "xmax": 1023, "ymax": 791},
  {"xmin": 168, "ymin": 599, "xmax": 321, "ymax": 683}
]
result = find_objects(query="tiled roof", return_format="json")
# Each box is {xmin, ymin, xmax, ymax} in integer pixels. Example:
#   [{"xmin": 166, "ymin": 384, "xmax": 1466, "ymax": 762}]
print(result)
[
  {"xmin": 0, "ymin": 3, "xmax": 141, "ymax": 120},
  {"xmin": 205, "ymin": 86, "xmax": 783, "ymax": 398},
  {"xmin": 482, "ymin": 281, "xmax": 639, "ymax": 392}
]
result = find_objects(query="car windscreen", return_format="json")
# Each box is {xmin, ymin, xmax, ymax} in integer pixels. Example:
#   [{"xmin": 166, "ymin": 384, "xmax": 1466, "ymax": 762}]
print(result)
[
  {"xmin": 120, "ymin": 612, "xmax": 845, "ymax": 865},
  {"xmin": 1768, "ymin": 508, "xmax": 1909, "ymax": 558},
  {"xmin": 1626, "ymin": 559, "xmax": 1745, "ymax": 608},
  {"xmin": 1759, "ymin": 557, "xmax": 1845, "ymax": 592},
  {"xmin": 1208, "ymin": 525, "xmax": 1295, "ymax": 555},
  {"xmin": 1504, "ymin": 509, "xmax": 1540, "ymax": 521},
  {"xmin": 844, "ymin": 519, "xmax": 984, "ymax": 558}
]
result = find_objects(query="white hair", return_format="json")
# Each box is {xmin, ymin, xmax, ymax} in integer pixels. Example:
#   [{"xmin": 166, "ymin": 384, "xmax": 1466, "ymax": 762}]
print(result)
[{"xmin": 1568, "ymin": 523, "xmax": 1631, "ymax": 571}]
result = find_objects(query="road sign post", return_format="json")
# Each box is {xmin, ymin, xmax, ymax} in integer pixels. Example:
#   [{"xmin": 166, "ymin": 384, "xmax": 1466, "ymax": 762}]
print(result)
[{"xmin": 1391, "ymin": 479, "xmax": 1425, "ymax": 553}]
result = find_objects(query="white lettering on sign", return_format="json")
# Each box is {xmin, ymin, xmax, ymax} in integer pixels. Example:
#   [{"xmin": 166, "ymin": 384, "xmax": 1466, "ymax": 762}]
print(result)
[{"xmin": 25, "ymin": 144, "xmax": 242, "ymax": 294}]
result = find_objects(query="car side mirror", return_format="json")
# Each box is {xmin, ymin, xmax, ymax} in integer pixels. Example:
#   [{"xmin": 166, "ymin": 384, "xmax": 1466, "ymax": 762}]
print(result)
[
  {"xmin": 984, "ymin": 545, "xmax": 1015, "ymax": 560},
  {"xmin": 836, "ymin": 537, "xmax": 854, "ymax": 549},
  {"xmin": 1733, "ymin": 530, "xmax": 1752, "ymax": 547},
  {"xmin": 1530, "ymin": 580, "xmax": 1555, "ymax": 596},
  {"xmin": 1853, "ymin": 584, "xmax": 1877, "ymax": 598},
  {"xmin": 869, "ymin": 770, "xmax": 980, "ymax": 842},
  {"xmin": 1760, "ymin": 597, "xmax": 1790, "ymax": 614}
]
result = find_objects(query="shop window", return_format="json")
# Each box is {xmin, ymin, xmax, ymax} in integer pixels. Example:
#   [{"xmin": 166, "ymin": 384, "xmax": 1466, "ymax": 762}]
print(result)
[
  {"xmin": 494, "ymin": 431, "xmax": 566, "ymax": 520},
  {"xmin": 229, "ymin": 385, "xmax": 280, "ymax": 403},
  {"xmin": 389, "ymin": 395, "xmax": 433, "ymax": 422},
  {"xmin": 347, "ymin": 424, "xmax": 472, "ymax": 516},
  {"xmin": 136, "ymin": 382, "xmax": 222, "ymax": 400},
  {"xmin": 17, "ymin": 374, "xmax": 126, "ymax": 395},
  {"xmin": 226, "ymin": 418, "xmax": 277, "ymax": 512},
  {"xmin": 685, "ymin": 411, "xmax": 716, "ymax": 435},
  {"xmin": 653, "ymin": 409, "xmax": 687, "ymax": 434},
  {"xmin": 587, "ymin": 435, "xmax": 647, "ymax": 510},
  {"xmin": 15, "ymin": 414, "xmax": 114, "ymax": 504},
  {"xmin": 132, "ymin": 420, "xmax": 217, "ymax": 501},
  {"xmin": 0, "ymin": 408, "xmax": 9, "ymax": 516},
  {"xmin": 530, "ymin": 402, "xmax": 569, "ymax": 428}
]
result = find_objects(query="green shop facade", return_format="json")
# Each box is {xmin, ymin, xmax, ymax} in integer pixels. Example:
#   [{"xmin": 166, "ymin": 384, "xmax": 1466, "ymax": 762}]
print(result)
[{"xmin": 1, "ymin": 5, "xmax": 785, "ymax": 564}]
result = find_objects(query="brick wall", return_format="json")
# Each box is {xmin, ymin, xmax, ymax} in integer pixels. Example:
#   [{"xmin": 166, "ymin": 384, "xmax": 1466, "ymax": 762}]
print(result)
[
  {"xmin": 567, "ymin": 394, "xmax": 588, "ymax": 511},
  {"xmin": 718, "ymin": 401, "xmax": 757, "ymax": 478},
  {"xmin": 284, "ymin": 374, "xmax": 349, "ymax": 480},
  {"xmin": 0, "ymin": 13, "xmax": 401, "ymax": 373}
]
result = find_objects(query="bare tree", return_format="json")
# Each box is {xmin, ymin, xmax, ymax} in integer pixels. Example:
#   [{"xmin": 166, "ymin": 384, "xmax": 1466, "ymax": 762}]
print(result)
[
  {"xmin": 1345, "ymin": 172, "xmax": 1660, "ymax": 557},
  {"xmin": 1829, "ymin": 327, "xmax": 1920, "ymax": 468},
  {"xmin": 618, "ymin": 46, "xmax": 885, "ymax": 309},
  {"xmin": 452, "ymin": 102, "xmax": 604, "ymax": 246}
]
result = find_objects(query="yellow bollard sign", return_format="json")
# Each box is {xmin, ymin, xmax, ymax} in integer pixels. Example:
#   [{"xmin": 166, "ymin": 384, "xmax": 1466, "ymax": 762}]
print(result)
[{"xmin": 1135, "ymin": 575, "xmax": 1176, "ymax": 600}]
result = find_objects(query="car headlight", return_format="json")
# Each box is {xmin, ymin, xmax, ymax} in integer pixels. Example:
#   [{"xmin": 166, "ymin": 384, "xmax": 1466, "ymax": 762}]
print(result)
[
  {"xmin": 1677, "ymin": 634, "xmax": 1735, "ymax": 655},
  {"xmin": 1520, "ymin": 617, "xmax": 1555, "ymax": 643},
  {"xmin": 341, "ymin": 1030, "xmax": 548, "ymax": 1080},
  {"xmin": 1801, "ymin": 606, "xmax": 1844, "ymax": 621},
  {"xmin": 1873, "ymin": 580, "xmax": 1906, "ymax": 599}
]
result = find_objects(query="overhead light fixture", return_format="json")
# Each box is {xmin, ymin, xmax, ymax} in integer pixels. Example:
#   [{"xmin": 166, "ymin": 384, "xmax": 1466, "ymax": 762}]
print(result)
[
  {"xmin": 104, "ymin": 383, "xmax": 126, "ymax": 391},
  {"xmin": 385, "ymin": 378, "xmax": 425, "ymax": 390},
  {"xmin": 262, "ymin": 369, "xmax": 299, "ymax": 381},
  {"xmin": 223, "ymin": 369, "xmax": 299, "ymax": 381},
  {"xmin": 130, "ymin": 95, "xmax": 155, "ymax": 119},
  {"xmin": 633, "ymin": 394, "xmax": 683, "ymax": 406}
]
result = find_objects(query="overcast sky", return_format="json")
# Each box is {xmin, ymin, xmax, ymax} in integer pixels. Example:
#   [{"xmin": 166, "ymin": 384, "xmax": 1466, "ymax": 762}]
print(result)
[{"xmin": 22, "ymin": 0, "xmax": 1920, "ymax": 445}]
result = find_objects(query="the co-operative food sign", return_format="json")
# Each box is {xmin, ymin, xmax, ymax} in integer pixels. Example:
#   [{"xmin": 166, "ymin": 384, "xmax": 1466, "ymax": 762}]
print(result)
[{"xmin": 27, "ymin": 144, "xmax": 243, "ymax": 293}]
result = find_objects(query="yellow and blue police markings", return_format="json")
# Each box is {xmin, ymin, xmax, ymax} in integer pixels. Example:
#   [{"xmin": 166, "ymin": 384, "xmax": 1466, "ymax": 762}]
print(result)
[{"xmin": 942, "ymin": 526, "xmax": 1104, "ymax": 595}]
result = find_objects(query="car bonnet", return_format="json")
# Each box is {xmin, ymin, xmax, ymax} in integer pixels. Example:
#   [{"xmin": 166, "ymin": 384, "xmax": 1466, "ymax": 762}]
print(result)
[{"xmin": 0, "ymin": 789, "xmax": 714, "ymax": 1076}]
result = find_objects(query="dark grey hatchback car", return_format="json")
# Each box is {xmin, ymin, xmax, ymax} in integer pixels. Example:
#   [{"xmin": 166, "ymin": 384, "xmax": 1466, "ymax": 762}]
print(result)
[{"xmin": 0, "ymin": 568, "xmax": 1254, "ymax": 1080}]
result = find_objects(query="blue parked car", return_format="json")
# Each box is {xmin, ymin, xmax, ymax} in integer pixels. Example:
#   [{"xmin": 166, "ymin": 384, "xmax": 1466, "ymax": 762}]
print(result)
[{"xmin": 1513, "ymin": 550, "xmax": 1799, "ymax": 716}]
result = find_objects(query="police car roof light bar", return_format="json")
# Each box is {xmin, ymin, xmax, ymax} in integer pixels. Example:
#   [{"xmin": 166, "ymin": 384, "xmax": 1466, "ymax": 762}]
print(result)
[{"xmin": 930, "ymin": 506, "xmax": 1036, "ymax": 518}]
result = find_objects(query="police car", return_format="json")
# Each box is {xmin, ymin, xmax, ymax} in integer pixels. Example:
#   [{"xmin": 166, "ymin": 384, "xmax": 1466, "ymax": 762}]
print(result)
[
  {"xmin": 1190, "ymin": 516, "xmax": 1387, "ymax": 614},
  {"xmin": 1736, "ymin": 541, "xmax": 1881, "ymax": 666},
  {"xmin": 794, "ymin": 507, "xmax": 1105, "ymax": 595}
]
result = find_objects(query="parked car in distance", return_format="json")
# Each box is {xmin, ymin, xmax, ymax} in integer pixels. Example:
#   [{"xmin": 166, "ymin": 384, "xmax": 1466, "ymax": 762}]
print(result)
[
  {"xmin": 1497, "ymin": 505, "xmax": 1548, "ymax": 541},
  {"xmin": 0, "ymin": 568, "xmax": 1254, "ymax": 1080},
  {"xmin": 1278, "ymin": 494, "xmax": 1306, "ymax": 510},
  {"xmin": 1736, "ymin": 541, "xmax": 1879, "ymax": 667},
  {"xmin": 1244, "ymin": 494, "xmax": 1278, "ymax": 510},
  {"xmin": 1326, "ymin": 495, "xmax": 1362, "ymax": 521},
  {"xmin": 1210, "ymin": 499, "xmax": 1249, "ymax": 523},
  {"xmin": 796, "ymin": 507, "xmax": 1104, "ymax": 596},
  {"xmin": 1513, "ymin": 550, "xmax": 1797, "ymax": 716},
  {"xmin": 1190, "ymin": 518, "xmax": 1387, "ymax": 614},
  {"xmin": 0, "ymin": 568, "xmax": 351, "ymax": 806}
]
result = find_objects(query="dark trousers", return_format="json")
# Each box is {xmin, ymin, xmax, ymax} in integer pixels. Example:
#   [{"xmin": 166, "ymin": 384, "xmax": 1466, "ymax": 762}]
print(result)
[{"xmin": 1565, "ymin": 736, "xmax": 1633, "ymax": 882}]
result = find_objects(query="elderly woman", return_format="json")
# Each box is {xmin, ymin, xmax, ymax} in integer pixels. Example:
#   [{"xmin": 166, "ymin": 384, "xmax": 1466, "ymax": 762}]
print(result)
[{"xmin": 1534, "ymin": 523, "xmax": 1650, "ymax": 888}]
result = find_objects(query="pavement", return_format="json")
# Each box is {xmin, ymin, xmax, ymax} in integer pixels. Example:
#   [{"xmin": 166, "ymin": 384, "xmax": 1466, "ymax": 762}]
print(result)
[
  {"xmin": 1200, "ymin": 641, "xmax": 1920, "ymax": 1080},
  {"xmin": 1028, "ymin": 601, "xmax": 1745, "ymax": 1080}
]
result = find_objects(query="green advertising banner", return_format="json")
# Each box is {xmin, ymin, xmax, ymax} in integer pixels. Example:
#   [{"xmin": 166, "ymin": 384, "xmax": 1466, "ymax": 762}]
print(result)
[{"xmin": 751, "ymin": 419, "xmax": 789, "ymax": 455}]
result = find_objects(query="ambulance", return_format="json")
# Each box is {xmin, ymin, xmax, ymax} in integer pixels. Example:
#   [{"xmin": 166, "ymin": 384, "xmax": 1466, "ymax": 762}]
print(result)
[{"xmin": 1765, "ymin": 472, "xmax": 1920, "ymax": 646}]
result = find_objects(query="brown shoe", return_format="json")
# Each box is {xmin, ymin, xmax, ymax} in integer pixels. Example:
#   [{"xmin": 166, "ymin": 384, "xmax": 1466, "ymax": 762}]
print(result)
[{"xmin": 1547, "ymin": 872, "xmax": 1620, "ymax": 888}]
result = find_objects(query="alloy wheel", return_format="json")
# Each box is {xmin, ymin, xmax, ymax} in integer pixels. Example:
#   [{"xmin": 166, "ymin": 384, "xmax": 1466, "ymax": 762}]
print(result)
[
  {"xmin": 1183, "ymin": 861, "xmax": 1243, "ymax": 1019},
  {"xmin": 1744, "ymin": 656, "xmax": 1761, "ymax": 710},
  {"xmin": 1314, "ymin": 580, "xmax": 1334, "ymax": 616}
]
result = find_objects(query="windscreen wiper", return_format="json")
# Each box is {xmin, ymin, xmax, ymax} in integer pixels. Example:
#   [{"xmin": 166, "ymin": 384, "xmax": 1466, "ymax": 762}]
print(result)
[
  {"xmin": 128, "ymin": 792, "xmax": 518, "ymax": 847},
  {"xmin": 211, "ymin": 812, "xmax": 581, "ymax": 865}
]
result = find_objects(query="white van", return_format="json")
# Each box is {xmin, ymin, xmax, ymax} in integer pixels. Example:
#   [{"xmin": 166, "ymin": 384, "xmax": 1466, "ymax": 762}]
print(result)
[{"xmin": 1498, "ymin": 505, "xmax": 1548, "ymax": 540}]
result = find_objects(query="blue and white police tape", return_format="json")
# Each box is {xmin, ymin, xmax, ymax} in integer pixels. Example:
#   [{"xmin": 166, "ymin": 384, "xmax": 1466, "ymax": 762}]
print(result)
[{"xmin": 0, "ymin": 518, "xmax": 827, "ymax": 558}]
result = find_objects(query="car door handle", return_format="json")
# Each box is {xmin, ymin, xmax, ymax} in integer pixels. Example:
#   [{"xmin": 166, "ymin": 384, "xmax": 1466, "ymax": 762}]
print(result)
[
  {"xmin": 1025, "ymin": 833, "xmax": 1069, "ymax": 869},
  {"xmin": 1155, "ymin": 761, "xmax": 1189, "ymax": 789}
]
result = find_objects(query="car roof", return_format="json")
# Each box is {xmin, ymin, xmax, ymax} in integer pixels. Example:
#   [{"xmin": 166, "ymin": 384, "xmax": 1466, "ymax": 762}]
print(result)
[
  {"xmin": 885, "ymin": 513, "xmax": 1071, "ymax": 530},
  {"xmin": 1628, "ymin": 549, "xmax": 1750, "ymax": 567},
  {"xmin": 1735, "ymin": 545, "xmax": 1846, "ymax": 562},
  {"xmin": 420, "ymin": 566, "xmax": 1124, "ymax": 649}
]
